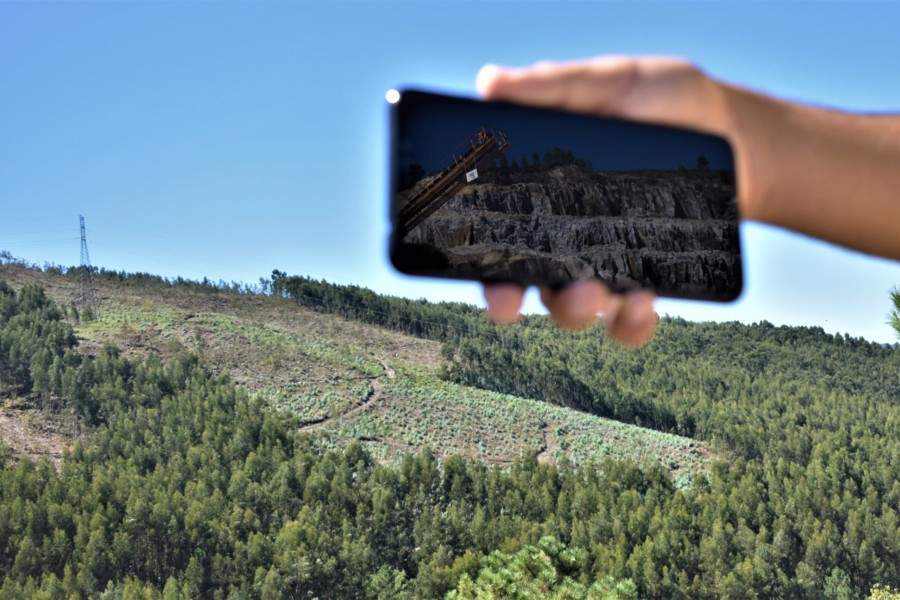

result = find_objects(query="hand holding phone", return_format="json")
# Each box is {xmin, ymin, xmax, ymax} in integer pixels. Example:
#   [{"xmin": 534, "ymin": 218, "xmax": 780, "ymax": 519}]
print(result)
[{"xmin": 389, "ymin": 89, "xmax": 742, "ymax": 302}]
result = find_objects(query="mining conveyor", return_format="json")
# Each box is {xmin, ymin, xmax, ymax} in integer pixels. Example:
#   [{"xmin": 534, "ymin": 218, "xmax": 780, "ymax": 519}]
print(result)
[{"xmin": 398, "ymin": 127, "xmax": 510, "ymax": 237}]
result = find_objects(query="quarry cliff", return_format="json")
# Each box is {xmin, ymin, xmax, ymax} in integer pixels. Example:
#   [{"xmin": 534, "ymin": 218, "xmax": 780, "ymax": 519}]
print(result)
[{"xmin": 401, "ymin": 165, "xmax": 742, "ymax": 298}]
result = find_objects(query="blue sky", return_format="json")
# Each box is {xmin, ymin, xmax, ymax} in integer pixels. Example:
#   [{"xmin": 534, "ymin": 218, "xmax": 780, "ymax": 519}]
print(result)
[{"xmin": 2, "ymin": 1, "xmax": 899, "ymax": 342}]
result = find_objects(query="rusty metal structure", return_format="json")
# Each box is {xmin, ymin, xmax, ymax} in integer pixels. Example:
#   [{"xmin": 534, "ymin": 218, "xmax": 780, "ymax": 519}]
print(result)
[{"xmin": 398, "ymin": 127, "xmax": 510, "ymax": 237}]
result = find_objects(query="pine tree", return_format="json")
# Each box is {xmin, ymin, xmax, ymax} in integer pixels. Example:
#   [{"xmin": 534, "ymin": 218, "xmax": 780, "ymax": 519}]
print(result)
[{"xmin": 888, "ymin": 286, "xmax": 900, "ymax": 340}]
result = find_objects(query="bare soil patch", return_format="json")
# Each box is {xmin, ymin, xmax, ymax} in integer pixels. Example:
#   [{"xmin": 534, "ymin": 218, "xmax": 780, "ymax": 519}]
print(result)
[
  {"xmin": 536, "ymin": 423, "xmax": 560, "ymax": 464},
  {"xmin": 0, "ymin": 400, "xmax": 81, "ymax": 470}
]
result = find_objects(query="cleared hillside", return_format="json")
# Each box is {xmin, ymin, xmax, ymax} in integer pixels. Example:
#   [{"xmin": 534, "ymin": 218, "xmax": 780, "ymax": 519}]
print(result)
[{"xmin": 0, "ymin": 263, "xmax": 713, "ymax": 481}]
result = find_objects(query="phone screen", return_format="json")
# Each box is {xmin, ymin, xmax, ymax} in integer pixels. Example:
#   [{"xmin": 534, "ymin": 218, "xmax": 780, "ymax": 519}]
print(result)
[{"xmin": 389, "ymin": 89, "xmax": 742, "ymax": 301}]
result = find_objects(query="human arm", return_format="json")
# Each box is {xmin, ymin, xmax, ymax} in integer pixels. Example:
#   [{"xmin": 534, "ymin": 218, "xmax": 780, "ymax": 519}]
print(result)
[{"xmin": 478, "ymin": 56, "xmax": 900, "ymax": 342}]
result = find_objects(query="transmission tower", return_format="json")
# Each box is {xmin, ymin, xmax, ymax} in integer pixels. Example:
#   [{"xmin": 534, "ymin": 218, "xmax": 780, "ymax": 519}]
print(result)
[{"xmin": 79, "ymin": 215, "xmax": 100, "ymax": 319}]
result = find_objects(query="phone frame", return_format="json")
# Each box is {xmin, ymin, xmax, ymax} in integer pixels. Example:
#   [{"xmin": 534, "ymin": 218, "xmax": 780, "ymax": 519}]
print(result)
[{"xmin": 388, "ymin": 88, "xmax": 743, "ymax": 302}]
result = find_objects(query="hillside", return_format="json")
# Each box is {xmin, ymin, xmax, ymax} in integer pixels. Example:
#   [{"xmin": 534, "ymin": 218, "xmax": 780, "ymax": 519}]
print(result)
[
  {"xmin": 0, "ymin": 262, "xmax": 712, "ymax": 482},
  {"xmin": 2, "ymin": 259, "xmax": 899, "ymax": 599}
]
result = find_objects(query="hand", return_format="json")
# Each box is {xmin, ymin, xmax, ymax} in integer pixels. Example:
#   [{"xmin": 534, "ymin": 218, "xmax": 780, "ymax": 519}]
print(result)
[
  {"xmin": 476, "ymin": 56, "xmax": 733, "ymax": 136},
  {"xmin": 476, "ymin": 57, "xmax": 732, "ymax": 346},
  {"xmin": 478, "ymin": 55, "xmax": 900, "ymax": 338},
  {"xmin": 483, "ymin": 281, "xmax": 657, "ymax": 347}
]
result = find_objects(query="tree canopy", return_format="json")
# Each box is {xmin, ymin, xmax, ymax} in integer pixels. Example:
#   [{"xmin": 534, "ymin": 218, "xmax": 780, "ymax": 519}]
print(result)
[{"xmin": 0, "ymin": 274, "xmax": 898, "ymax": 598}]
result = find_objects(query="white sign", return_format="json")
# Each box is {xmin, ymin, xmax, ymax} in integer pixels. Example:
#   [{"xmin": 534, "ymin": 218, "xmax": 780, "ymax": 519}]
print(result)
[{"xmin": 466, "ymin": 168, "xmax": 479, "ymax": 182}]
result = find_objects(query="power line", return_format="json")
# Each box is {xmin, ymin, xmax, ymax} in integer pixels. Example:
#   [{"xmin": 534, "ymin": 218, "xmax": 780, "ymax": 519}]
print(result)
[
  {"xmin": 0, "ymin": 239, "xmax": 80, "ymax": 248},
  {"xmin": 0, "ymin": 229, "xmax": 78, "ymax": 236}
]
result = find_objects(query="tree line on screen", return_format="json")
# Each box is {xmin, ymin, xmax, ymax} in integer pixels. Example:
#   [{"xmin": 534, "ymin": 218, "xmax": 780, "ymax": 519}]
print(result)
[
  {"xmin": 490, "ymin": 147, "xmax": 715, "ymax": 174},
  {"xmin": 1, "ymin": 269, "xmax": 899, "ymax": 598},
  {"xmin": 493, "ymin": 147, "xmax": 595, "ymax": 172},
  {"xmin": 402, "ymin": 146, "xmax": 720, "ymax": 189},
  {"xmin": 401, "ymin": 147, "xmax": 596, "ymax": 189},
  {"xmin": 490, "ymin": 149, "xmax": 719, "ymax": 175}
]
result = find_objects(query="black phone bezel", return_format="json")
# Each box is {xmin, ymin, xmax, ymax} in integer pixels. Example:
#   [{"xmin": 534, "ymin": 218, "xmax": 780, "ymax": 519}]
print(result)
[{"xmin": 388, "ymin": 88, "xmax": 743, "ymax": 303}]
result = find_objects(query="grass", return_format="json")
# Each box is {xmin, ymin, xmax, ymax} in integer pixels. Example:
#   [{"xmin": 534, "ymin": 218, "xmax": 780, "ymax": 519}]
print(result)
[{"xmin": 315, "ymin": 370, "xmax": 712, "ymax": 480}]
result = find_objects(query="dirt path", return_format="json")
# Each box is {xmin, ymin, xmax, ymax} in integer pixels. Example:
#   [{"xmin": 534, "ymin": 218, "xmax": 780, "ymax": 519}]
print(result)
[
  {"xmin": 299, "ymin": 360, "xmax": 394, "ymax": 432},
  {"xmin": 537, "ymin": 423, "xmax": 560, "ymax": 464},
  {"xmin": 380, "ymin": 361, "xmax": 396, "ymax": 379}
]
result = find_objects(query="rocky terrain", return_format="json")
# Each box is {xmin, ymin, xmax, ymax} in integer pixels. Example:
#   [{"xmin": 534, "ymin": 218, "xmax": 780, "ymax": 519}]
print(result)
[{"xmin": 400, "ymin": 165, "xmax": 742, "ymax": 299}]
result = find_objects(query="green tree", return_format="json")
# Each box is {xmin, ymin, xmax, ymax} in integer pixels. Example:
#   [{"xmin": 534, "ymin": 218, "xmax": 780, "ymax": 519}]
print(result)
[
  {"xmin": 888, "ymin": 286, "xmax": 900, "ymax": 339},
  {"xmin": 0, "ymin": 439, "xmax": 12, "ymax": 469},
  {"xmin": 870, "ymin": 585, "xmax": 900, "ymax": 600},
  {"xmin": 366, "ymin": 565, "xmax": 414, "ymax": 600},
  {"xmin": 447, "ymin": 537, "xmax": 637, "ymax": 600},
  {"xmin": 824, "ymin": 567, "xmax": 855, "ymax": 600}
]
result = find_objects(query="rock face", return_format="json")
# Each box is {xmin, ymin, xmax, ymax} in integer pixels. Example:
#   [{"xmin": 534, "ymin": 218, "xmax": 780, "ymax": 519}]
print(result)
[{"xmin": 396, "ymin": 165, "xmax": 742, "ymax": 300}]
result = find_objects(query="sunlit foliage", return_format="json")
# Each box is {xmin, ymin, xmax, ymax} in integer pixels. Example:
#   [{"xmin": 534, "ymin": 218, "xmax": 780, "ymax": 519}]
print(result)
[{"xmin": 2, "ymin": 275, "xmax": 899, "ymax": 598}]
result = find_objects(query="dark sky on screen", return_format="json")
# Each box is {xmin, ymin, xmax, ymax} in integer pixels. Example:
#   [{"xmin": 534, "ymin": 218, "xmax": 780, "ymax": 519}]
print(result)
[{"xmin": 398, "ymin": 91, "xmax": 733, "ymax": 174}]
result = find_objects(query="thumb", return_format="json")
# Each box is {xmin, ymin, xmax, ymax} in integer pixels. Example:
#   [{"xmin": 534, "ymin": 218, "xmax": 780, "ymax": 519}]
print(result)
[{"xmin": 477, "ymin": 56, "xmax": 731, "ymax": 137}]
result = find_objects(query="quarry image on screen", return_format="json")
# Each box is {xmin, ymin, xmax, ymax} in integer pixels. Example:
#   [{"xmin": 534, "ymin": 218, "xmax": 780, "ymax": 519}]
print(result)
[{"xmin": 391, "ymin": 91, "xmax": 742, "ymax": 301}]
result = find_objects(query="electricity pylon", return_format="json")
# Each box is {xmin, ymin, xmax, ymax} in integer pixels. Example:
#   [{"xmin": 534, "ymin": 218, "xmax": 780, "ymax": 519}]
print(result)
[{"xmin": 79, "ymin": 215, "xmax": 100, "ymax": 319}]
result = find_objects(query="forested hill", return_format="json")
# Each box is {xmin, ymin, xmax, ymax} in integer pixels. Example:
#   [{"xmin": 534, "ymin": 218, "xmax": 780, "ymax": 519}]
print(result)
[
  {"xmin": 269, "ymin": 269, "xmax": 900, "ymax": 596},
  {"xmin": 0, "ymin": 262, "xmax": 712, "ymax": 476},
  {"xmin": 1, "ymin": 259, "xmax": 899, "ymax": 599},
  {"xmin": 269, "ymin": 269, "xmax": 899, "ymax": 460}
]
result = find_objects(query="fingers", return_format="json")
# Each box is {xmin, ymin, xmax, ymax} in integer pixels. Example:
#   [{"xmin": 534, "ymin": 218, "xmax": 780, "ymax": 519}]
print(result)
[
  {"xmin": 539, "ymin": 279, "xmax": 611, "ymax": 330},
  {"xmin": 483, "ymin": 282, "xmax": 524, "ymax": 324},
  {"xmin": 477, "ymin": 56, "xmax": 730, "ymax": 136},
  {"xmin": 478, "ymin": 57, "xmax": 645, "ymax": 114},
  {"xmin": 484, "ymin": 280, "xmax": 657, "ymax": 346},
  {"xmin": 540, "ymin": 282, "xmax": 656, "ymax": 347},
  {"xmin": 603, "ymin": 290, "xmax": 658, "ymax": 347}
]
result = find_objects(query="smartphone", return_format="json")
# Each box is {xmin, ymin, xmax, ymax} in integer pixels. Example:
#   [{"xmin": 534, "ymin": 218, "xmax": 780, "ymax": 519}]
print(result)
[{"xmin": 388, "ymin": 89, "xmax": 742, "ymax": 302}]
